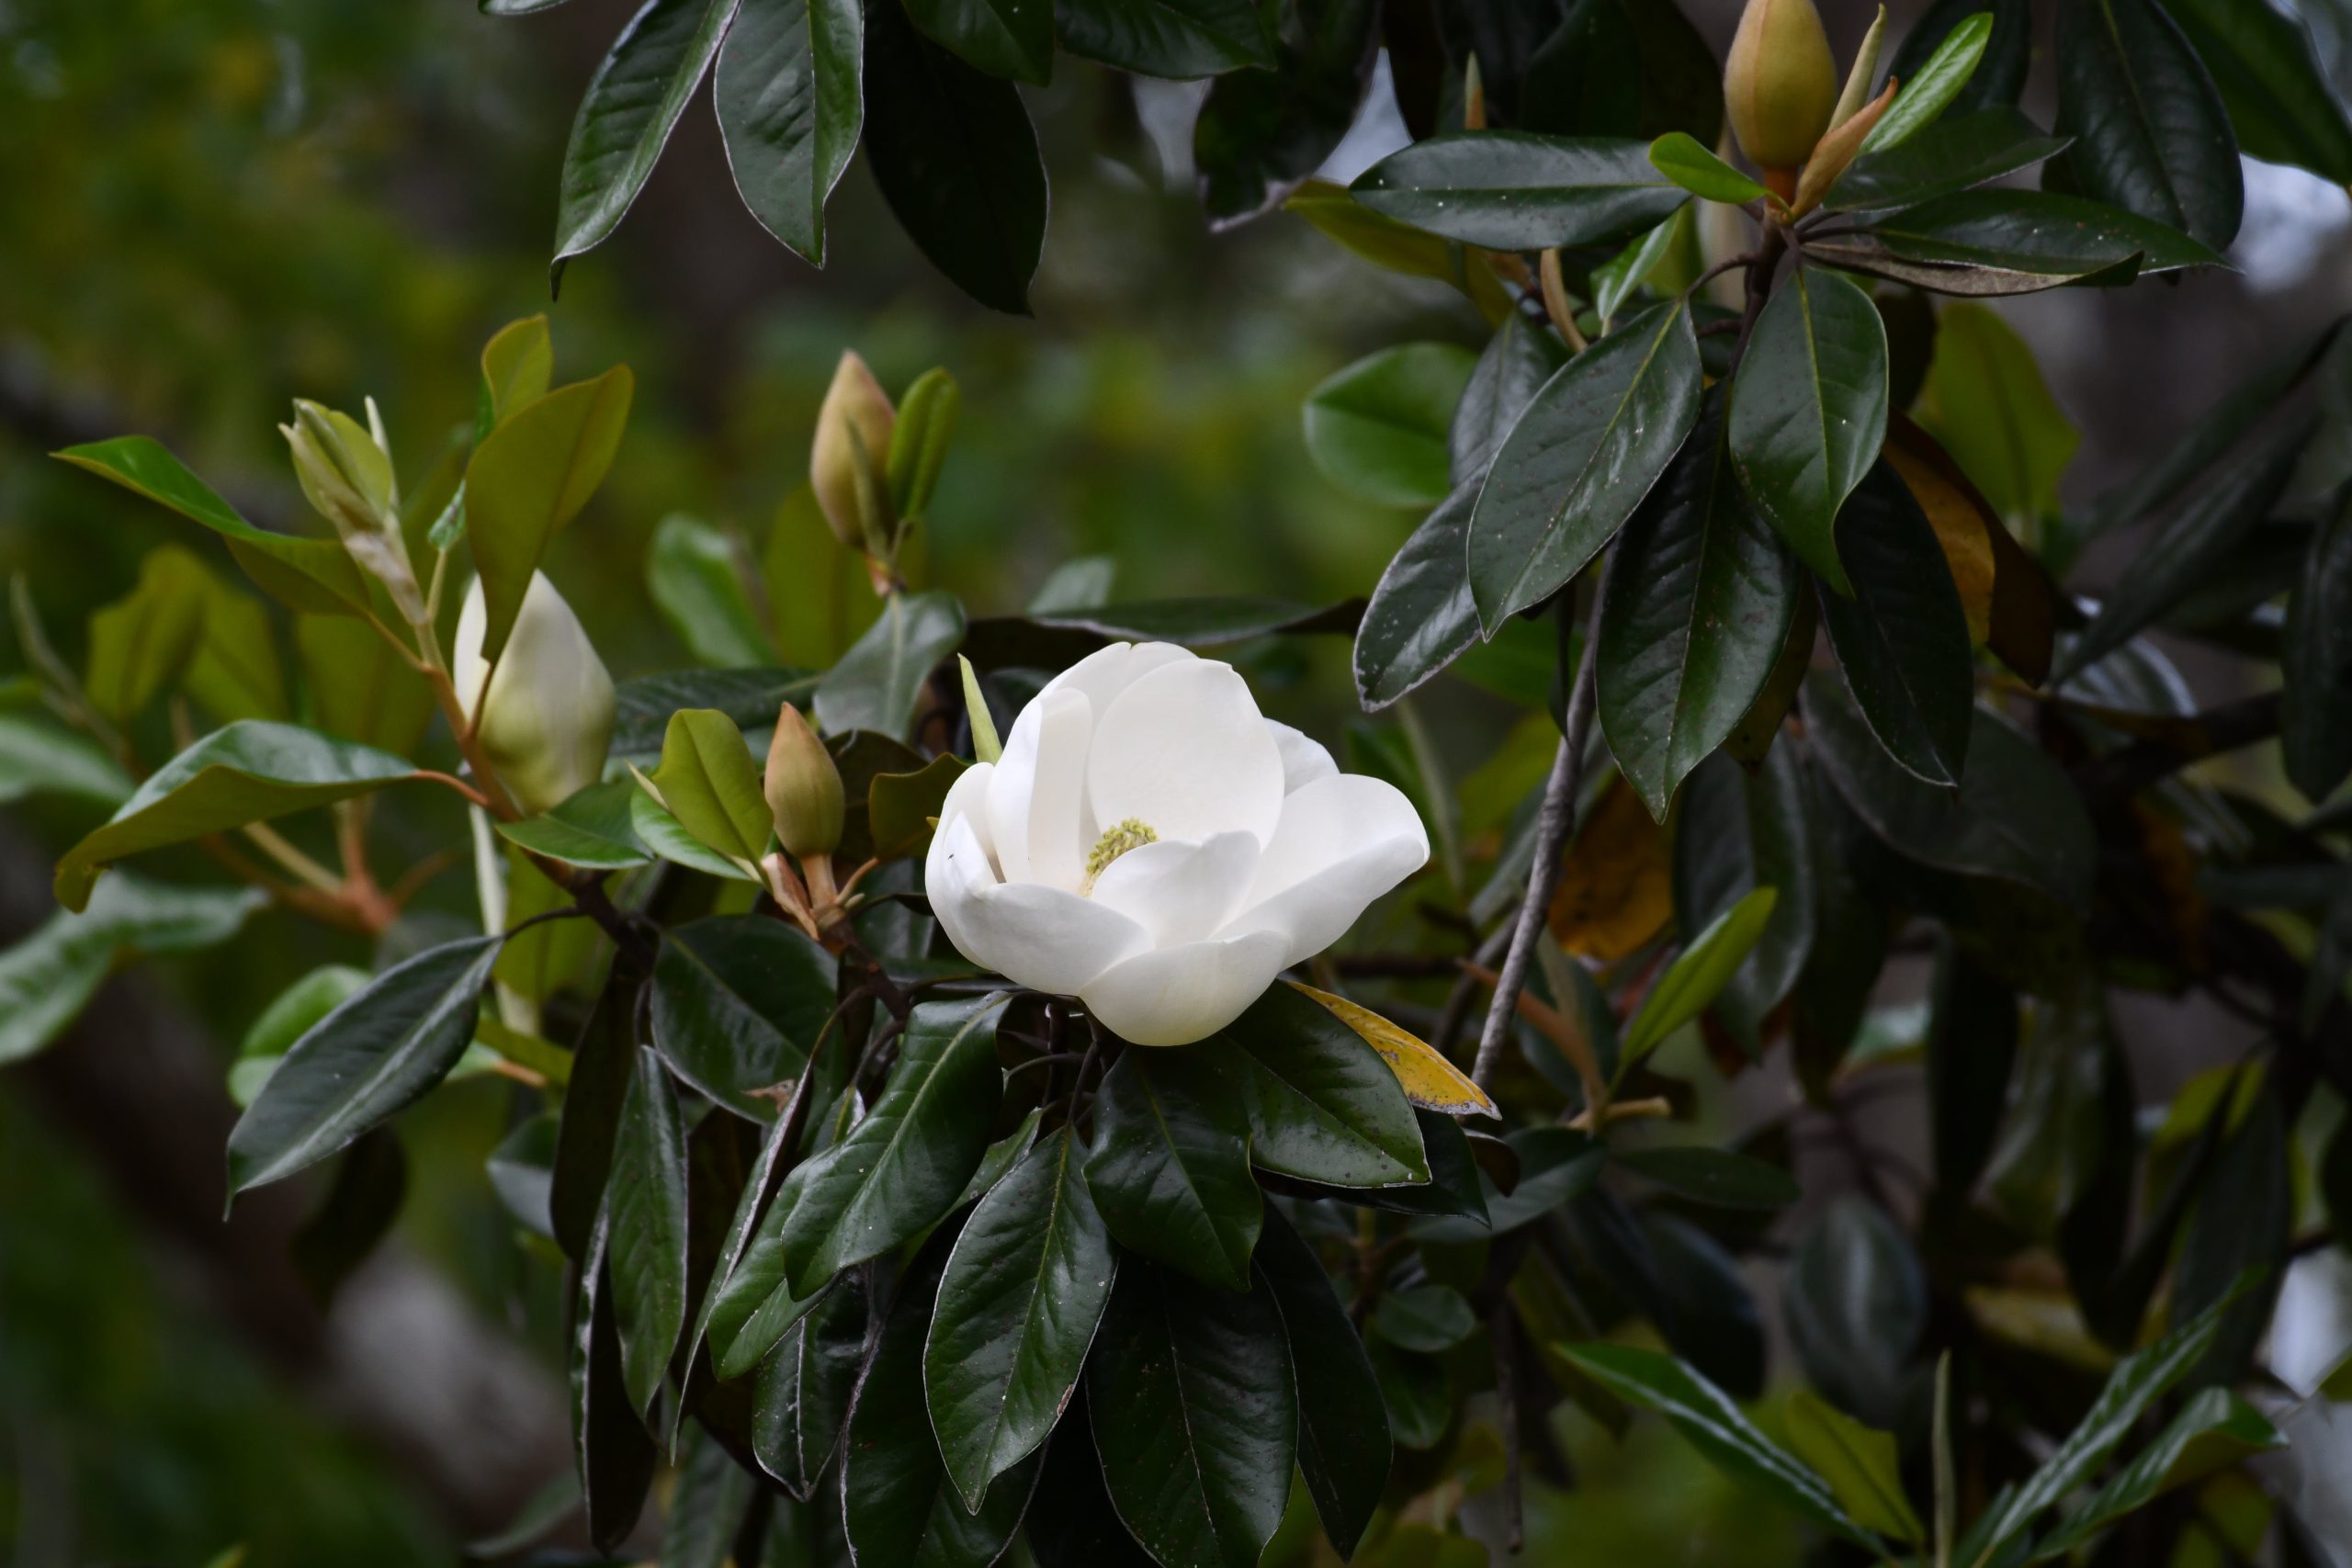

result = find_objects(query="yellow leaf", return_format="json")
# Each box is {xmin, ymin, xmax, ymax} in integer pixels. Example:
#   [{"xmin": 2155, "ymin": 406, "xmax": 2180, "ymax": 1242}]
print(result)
[
  {"xmin": 1287, "ymin": 981, "xmax": 1498, "ymax": 1119},
  {"xmin": 1885, "ymin": 439, "xmax": 1995, "ymax": 647},
  {"xmin": 1547, "ymin": 779, "xmax": 1672, "ymax": 962}
]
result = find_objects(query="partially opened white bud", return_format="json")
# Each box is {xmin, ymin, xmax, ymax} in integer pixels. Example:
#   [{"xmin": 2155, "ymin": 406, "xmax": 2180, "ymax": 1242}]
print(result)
[{"xmin": 455, "ymin": 571, "xmax": 616, "ymax": 817}]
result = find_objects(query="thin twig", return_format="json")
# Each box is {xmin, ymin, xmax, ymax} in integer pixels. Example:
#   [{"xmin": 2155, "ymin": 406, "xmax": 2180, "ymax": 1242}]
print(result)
[{"xmin": 1472, "ymin": 602, "xmax": 1602, "ymax": 1091}]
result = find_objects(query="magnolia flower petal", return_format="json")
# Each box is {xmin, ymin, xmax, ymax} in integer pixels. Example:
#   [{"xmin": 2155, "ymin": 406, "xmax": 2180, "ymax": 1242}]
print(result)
[
  {"xmin": 933, "ymin": 761, "xmax": 999, "ymax": 874},
  {"xmin": 1245, "ymin": 773, "xmax": 1430, "ymax": 906},
  {"xmin": 1041, "ymin": 640, "xmax": 1195, "ymax": 715},
  {"xmin": 1220, "ymin": 834, "xmax": 1430, "ymax": 966},
  {"xmin": 930, "ymin": 817, "xmax": 1148, "ymax": 993},
  {"xmin": 987, "ymin": 687, "xmax": 1092, "ymax": 888},
  {"xmin": 1085, "ymin": 829, "xmax": 1261, "ymax": 948},
  {"xmin": 1080, "ymin": 929, "xmax": 1291, "ymax": 1046},
  {"xmin": 1087, "ymin": 660, "xmax": 1284, "ymax": 847},
  {"xmin": 1267, "ymin": 719, "xmax": 1339, "ymax": 795}
]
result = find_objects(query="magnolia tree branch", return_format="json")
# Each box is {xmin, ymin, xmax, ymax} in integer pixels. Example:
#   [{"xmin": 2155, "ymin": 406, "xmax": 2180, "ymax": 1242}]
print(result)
[{"xmin": 1471, "ymin": 620, "xmax": 1600, "ymax": 1091}]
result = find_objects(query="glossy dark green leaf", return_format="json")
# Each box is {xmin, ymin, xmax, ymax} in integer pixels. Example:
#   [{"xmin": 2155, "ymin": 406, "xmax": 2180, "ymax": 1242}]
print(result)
[
  {"xmin": 288, "ymin": 1127, "xmax": 407, "ymax": 1309},
  {"xmin": 1859, "ymin": 11, "xmax": 1992, "ymax": 153},
  {"xmin": 811, "ymin": 589, "xmax": 966, "ymax": 740},
  {"xmin": 708, "ymin": 1168, "xmax": 837, "ymax": 1380},
  {"xmin": 1303, "ymin": 343, "xmax": 1476, "ymax": 508},
  {"xmin": 550, "ymin": 0, "xmax": 736, "ymax": 278},
  {"xmin": 54, "ymin": 720, "xmax": 417, "ymax": 912},
  {"xmin": 650, "ymin": 915, "xmax": 833, "ymax": 1121},
  {"xmin": 607, "ymin": 1047, "xmax": 689, "ymax": 1417},
  {"xmin": 1783, "ymin": 1196, "xmax": 1926, "ymax": 1429},
  {"xmin": 864, "ymin": 0, "xmax": 1046, "ymax": 313},
  {"xmin": 1827, "ymin": 108, "xmax": 2070, "ymax": 214},
  {"xmin": 1055, "ymin": 0, "xmax": 1272, "ymax": 77},
  {"xmin": 751, "ymin": 1264, "xmax": 867, "ymax": 1498},
  {"xmin": 1808, "ymin": 189, "xmax": 2225, "ymax": 295},
  {"xmin": 718, "ymin": 0, "xmax": 863, "ymax": 262},
  {"xmin": 1412, "ymin": 1125, "xmax": 1604, "ymax": 1244},
  {"xmin": 1350, "ymin": 132, "xmax": 1690, "ymax": 252},
  {"xmin": 1669, "ymin": 746, "xmax": 1816, "ymax": 1045},
  {"xmin": 2168, "ymin": 0, "xmax": 2352, "ymax": 184},
  {"xmin": 226, "ymin": 936, "xmax": 502, "ymax": 1198},
  {"xmin": 1519, "ymin": 0, "xmax": 1723, "ymax": 145},
  {"xmin": 1450, "ymin": 309, "xmax": 1570, "ymax": 487},
  {"xmin": 55, "ymin": 437, "xmax": 372, "ymax": 616},
  {"xmin": 1644, "ymin": 1208, "xmax": 1767, "ymax": 1399},
  {"xmin": 777, "ymin": 992, "xmax": 1008, "ymax": 1293},
  {"xmin": 924, "ymin": 1129, "xmax": 1116, "ymax": 1508},
  {"xmin": 553, "ymin": 968, "xmax": 645, "ymax": 1261},
  {"xmin": 1274, "ymin": 1104, "xmax": 1490, "ymax": 1222},
  {"xmin": 1212, "ymin": 982, "xmax": 1427, "ymax": 1188},
  {"xmin": 571, "ymin": 1215, "xmax": 658, "ymax": 1552},
  {"xmin": 1816, "ymin": 459, "xmax": 1975, "ymax": 784},
  {"xmin": 1966, "ymin": 1279, "xmax": 2258, "ymax": 1563},
  {"xmin": 1805, "ymin": 676, "xmax": 2095, "ymax": 911},
  {"xmin": 906, "ymin": 0, "xmax": 1051, "ymax": 83},
  {"xmin": 1887, "ymin": 0, "xmax": 2030, "ymax": 117},
  {"xmin": 498, "ymin": 779, "xmax": 654, "ymax": 870},
  {"xmin": 1372, "ymin": 1285, "xmax": 1476, "ymax": 1353},
  {"xmin": 489, "ymin": 1112, "xmax": 561, "ymax": 1239},
  {"xmin": 962, "ymin": 597, "xmax": 1358, "ymax": 668},
  {"xmin": 1596, "ymin": 394, "xmax": 1801, "ymax": 820},
  {"xmin": 2056, "ymin": 417, "xmax": 2312, "ymax": 680},
  {"xmin": 612, "ymin": 667, "xmax": 819, "ymax": 760},
  {"xmin": 1083, "ymin": 1048, "xmax": 1261, "ymax": 1291},
  {"xmin": 2030, "ymin": 1386, "xmax": 2283, "ymax": 1560},
  {"xmin": 1925, "ymin": 938, "xmax": 2019, "ymax": 1199},
  {"xmin": 842, "ymin": 1245, "xmax": 1040, "ymax": 1567},
  {"xmin": 1087, "ymin": 1261, "xmax": 1296, "ymax": 1568},
  {"xmin": 660, "ymin": 1425, "xmax": 756, "ymax": 1568},
  {"xmin": 1617, "ymin": 1145, "xmax": 1799, "ymax": 1210},
  {"xmin": 1368, "ymin": 1342, "xmax": 1452, "ymax": 1451},
  {"xmin": 1729, "ymin": 269, "xmax": 1888, "ymax": 594},
  {"xmin": 2054, "ymin": 0, "xmax": 2244, "ymax": 254},
  {"xmin": 1254, "ymin": 1207, "xmax": 1387, "ymax": 1557},
  {"xmin": 1194, "ymin": 0, "xmax": 1377, "ymax": 226},
  {"xmin": 1559, "ymin": 1342, "xmax": 1877, "ymax": 1548},
  {"xmin": 1469, "ymin": 301, "xmax": 1705, "ymax": 630},
  {"xmin": 1026, "ymin": 1390, "xmax": 1159, "ymax": 1568},
  {"xmin": 1354, "ymin": 486, "xmax": 1480, "ymax": 711},
  {"xmin": 2279, "ymin": 489, "xmax": 2352, "ymax": 802},
  {"xmin": 2172, "ymin": 1084, "xmax": 2290, "ymax": 1388}
]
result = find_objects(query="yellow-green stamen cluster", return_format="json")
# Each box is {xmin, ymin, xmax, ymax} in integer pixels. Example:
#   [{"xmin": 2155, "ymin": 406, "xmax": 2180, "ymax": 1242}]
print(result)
[{"xmin": 1081, "ymin": 818, "xmax": 1158, "ymax": 891}]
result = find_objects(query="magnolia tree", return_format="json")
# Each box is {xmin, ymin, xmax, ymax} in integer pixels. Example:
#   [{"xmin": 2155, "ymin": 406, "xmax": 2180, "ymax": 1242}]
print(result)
[{"xmin": 14, "ymin": 0, "xmax": 2352, "ymax": 1562}]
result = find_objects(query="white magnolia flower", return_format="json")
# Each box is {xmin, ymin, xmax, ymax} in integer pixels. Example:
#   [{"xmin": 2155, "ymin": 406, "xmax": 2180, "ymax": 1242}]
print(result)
[
  {"xmin": 925, "ymin": 641, "xmax": 1430, "ymax": 1045},
  {"xmin": 455, "ymin": 571, "xmax": 616, "ymax": 817}
]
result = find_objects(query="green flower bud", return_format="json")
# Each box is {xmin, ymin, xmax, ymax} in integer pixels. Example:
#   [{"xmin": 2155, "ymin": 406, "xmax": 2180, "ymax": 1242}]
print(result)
[
  {"xmin": 764, "ymin": 699, "xmax": 844, "ymax": 859},
  {"xmin": 281, "ymin": 397, "xmax": 424, "ymax": 622},
  {"xmin": 810, "ymin": 351, "xmax": 898, "ymax": 554},
  {"xmin": 455, "ymin": 571, "xmax": 615, "ymax": 817},
  {"xmin": 1724, "ymin": 0, "xmax": 1838, "ymax": 174}
]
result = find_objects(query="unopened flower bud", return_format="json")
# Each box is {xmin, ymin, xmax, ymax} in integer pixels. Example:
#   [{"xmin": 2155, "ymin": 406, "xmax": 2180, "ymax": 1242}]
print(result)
[
  {"xmin": 455, "ymin": 571, "xmax": 616, "ymax": 817},
  {"xmin": 282, "ymin": 397, "xmax": 424, "ymax": 622},
  {"xmin": 1724, "ymin": 0, "xmax": 1838, "ymax": 174},
  {"xmin": 810, "ymin": 351, "xmax": 897, "ymax": 554},
  {"xmin": 764, "ymin": 700, "xmax": 844, "ymax": 859}
]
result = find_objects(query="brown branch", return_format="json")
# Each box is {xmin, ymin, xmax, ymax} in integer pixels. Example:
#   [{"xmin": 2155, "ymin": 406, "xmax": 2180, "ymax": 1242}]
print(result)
[{"xmin": 2072, "ymin": 692, "xmax": 2281, "ymax": 800}]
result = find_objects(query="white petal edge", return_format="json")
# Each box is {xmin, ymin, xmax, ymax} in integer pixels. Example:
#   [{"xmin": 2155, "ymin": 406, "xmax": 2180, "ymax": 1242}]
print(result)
[
  {"xmin": 1084, "ymin": 830, "xmax": 1261, "ymax": 948},
  {"xmin": 1079, "ymin": 929, "xmax": 1291, "ymax": 1047},
  {"xmin": 1218, "ymin": 834, "xmax": 1430, "ymax": 966},
  {"xmin": 1039, "ymin": 640, "xmax": 1195, "ymax": 716},
  {"xmin": 929, "ymin": 816, "xmax": 1148, "ymax": 994},
  {"xmin": 1086, "ymin": 660, "xmax": 1284, "ymax": 848},
  {"xmin": 1267, "ymin": 719, "xmax": 1339, "ymax": 795},
  {"xmin": 1244, "ymin": 773, "xmax": 1430, "ymax": 907},
  {"xmin": 986, "ymin": 686, "xmax": 1091, "ymax": 889}
]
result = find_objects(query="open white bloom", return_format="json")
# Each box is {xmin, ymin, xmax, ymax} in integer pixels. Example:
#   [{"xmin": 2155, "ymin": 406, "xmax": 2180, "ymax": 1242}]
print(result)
[{"xmin": 925, "ymin": 642, "xmax": 1429, "ymax": 1045}]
